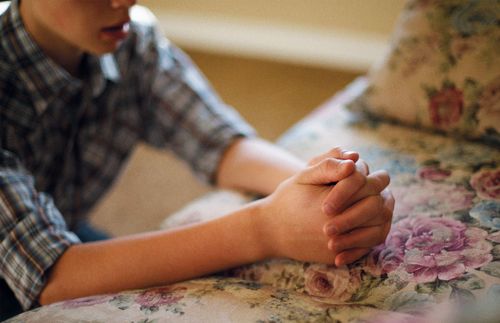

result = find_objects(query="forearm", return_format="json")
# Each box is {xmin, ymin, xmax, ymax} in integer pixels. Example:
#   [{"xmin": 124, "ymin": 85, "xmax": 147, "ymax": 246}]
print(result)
[
  {"xmin": 216, "ymin": 138, "xmax": 306, "ymax": 195},
  {"xmin": 39, "ymin": 201, "xmax": 266, "ymax": 305}
]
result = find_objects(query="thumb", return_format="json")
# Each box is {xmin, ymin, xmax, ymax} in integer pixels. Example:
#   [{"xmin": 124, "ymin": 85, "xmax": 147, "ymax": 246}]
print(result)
[
  {"xmin": 308, "ymin": 147, "xmax": 359, "ymax": 166},
  {"xmin": 297, "ymin": 158, "xmax": 355, "ymax": 185}
]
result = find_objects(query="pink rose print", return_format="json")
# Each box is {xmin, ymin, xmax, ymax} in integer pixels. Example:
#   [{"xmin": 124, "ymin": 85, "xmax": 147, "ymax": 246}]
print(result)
[
  {"xmin": 428, "ymin": 85, "xmax": 463, "ymax": 129},
  {"xmin": 304, "ymin": 265, "xmax": 361, "ymax": 301},
  {"xmin": 135, "ymin": 286, "xmax": 186, "ymax": 308},
  {"xmin": 62, "ymin": 294, "xmax": 111, "ymax": 309},
  {"xmin": 470, "ymin": 168, "xmax": 500, "ymax": 200},
  {"xmin": 392, "ymin": 181, "xmax": 474, "ymax": 219},
  {"xmin": 417, "ymin": 166, "xmax": 451, "ymax": 181},
  {"xmin": 366, "ymin": 216, "xmax": 492, "ymax": 283}
]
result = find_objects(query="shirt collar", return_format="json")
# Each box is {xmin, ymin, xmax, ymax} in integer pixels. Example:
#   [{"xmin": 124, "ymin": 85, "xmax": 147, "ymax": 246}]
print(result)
[
  {"xmin": 1, "ymin": 0, "xmax": 121, "ymax": 115},
  {"xmin": 88, "ymin": 52, "xmax": 121, "ymax": 98}
]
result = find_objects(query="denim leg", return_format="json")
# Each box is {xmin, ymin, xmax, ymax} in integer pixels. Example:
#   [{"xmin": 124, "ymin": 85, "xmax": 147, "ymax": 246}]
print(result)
[{"xmin": 73, "ymin": 221, "xmax": 111, "ymax": 242}]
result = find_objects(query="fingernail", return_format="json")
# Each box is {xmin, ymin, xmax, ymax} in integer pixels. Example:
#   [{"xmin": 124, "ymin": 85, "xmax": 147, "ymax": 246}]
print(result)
[
  {"xmin": 328, "ymin": 239, "xmax": 335, "ymax": 250},
  {"xmin": 323, "ymin": 203, "xmax": 335, "ymax": 215},
  {"xmin": 335, "ymin": 256, "xmax": 344, "ymax": 267}
]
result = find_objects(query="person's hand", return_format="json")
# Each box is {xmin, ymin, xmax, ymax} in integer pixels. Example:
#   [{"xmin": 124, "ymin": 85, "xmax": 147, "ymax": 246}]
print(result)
[
  {"xmin": 256, "ymin": 154, "xmax": 357, "ymax": 264},
  {"xmin": 325, "ymin": 176, "xmax": 394, "ymax": 266},
  {"xmin": 319, "ymin": 160, "xmax": 394, "ymax": 266}
]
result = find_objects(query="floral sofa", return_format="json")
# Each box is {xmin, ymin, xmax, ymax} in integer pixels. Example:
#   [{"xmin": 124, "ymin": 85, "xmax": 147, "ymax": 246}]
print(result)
[{"xmin": 7, "ymin": 0, "xmax": 499, "ymax": 322}]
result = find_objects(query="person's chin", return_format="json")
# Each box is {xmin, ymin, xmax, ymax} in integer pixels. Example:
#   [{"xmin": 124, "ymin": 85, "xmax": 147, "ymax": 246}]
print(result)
[{"xmin": 90, "ymin": 41, "xmax": 122, "ymax": 55}]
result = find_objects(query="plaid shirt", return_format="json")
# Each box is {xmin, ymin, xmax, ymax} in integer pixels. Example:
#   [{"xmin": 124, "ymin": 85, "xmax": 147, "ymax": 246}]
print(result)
[{"xmin": 0, "ymin": 1, "xmax": 254, "ymax": 310}]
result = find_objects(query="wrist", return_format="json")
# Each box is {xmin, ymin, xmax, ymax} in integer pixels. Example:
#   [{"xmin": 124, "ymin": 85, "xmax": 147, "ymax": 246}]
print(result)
[{"xmin": 251, "ymin": 197, "xmax": 279, "ymax": 261}]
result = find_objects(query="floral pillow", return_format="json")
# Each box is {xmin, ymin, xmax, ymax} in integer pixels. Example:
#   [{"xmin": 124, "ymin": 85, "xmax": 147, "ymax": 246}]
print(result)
[{"xmin": 346, "ymin": 0, "xmax": 500, "ymax": 144}]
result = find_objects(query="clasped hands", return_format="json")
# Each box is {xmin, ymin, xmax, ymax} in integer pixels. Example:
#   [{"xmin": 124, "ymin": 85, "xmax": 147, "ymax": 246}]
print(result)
[{"xmin": 259, "ymin": 147, "xmax": 394, "ymax": 266}]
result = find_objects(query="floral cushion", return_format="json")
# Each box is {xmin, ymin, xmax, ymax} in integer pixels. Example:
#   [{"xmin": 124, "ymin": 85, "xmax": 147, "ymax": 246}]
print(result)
[
  {"xmin": 8, "ymin": 278, "xmax": 383, "ymax": 323},
  {"xmin": 9, "ymin": 79, "xmax": 500, "ymax": 322},
  {"xmin": 345, "ymin": 0, "xmax": 500, "ymax": 144}
]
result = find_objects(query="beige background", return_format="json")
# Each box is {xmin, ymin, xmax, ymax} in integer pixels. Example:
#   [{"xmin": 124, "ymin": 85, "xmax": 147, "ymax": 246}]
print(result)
[
  {"xmin": 140, "ymin": 0, "xmax": 404, "ymax": 36},
  {"xmin": 138, "ymin": 1, "xmax": 405, "ymax": 71}
]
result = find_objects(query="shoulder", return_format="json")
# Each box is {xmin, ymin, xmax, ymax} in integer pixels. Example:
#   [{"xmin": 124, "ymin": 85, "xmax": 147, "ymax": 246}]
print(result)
[
  {"xmin": 129, "ymin": 5, "xmax": 159, "ymax": 38},
  {"xmin": 126, "ymin": 5, "xmax": 166, "ymax": 55},
  {"xmin": 115, "ymin": 5, "xmax": 175, "ymax": 75}
]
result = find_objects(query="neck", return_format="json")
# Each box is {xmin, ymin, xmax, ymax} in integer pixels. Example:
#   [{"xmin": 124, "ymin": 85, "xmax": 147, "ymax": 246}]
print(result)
[{"xmin": 19, "ymin": 1, "xmax": 83, "ymax": 76}]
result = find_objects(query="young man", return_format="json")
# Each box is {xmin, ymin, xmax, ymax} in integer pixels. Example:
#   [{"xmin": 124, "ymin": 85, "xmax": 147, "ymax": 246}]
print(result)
[{"xmin": 0, "ymin": 0, "xmax": 394, "ymax": 319}]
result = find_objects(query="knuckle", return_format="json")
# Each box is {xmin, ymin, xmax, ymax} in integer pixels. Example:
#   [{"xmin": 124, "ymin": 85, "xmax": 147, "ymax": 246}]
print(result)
[
  {"xmin": 370, "ymin": 176, "xmax": 387, "ymax": 194},
  {"xmin": 322, "ymin": 158, "xmax": 339, "ymax": 175},
  {"xmin": 330, "ymin": 147, "xmax": 343, "ymax": 156},
  {"xmin": 374, "ymin": 177, "xmax": 385, "ymax": 193},
  {"xmin": 383, "ymin": 207, "xmax": 393, "ymax": 222},
  {"xmin": 372, "ymin": 171, "xmax": 390, "ymax": 190},
  {"xmin": 378, "ymin": 170, "xmax": 391, "ymax": 187}
]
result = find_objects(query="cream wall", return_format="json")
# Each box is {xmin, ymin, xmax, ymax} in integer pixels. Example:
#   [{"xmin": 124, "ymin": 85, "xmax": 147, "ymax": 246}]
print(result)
[
  {"xmin": 141, "ymin": 0, "xmax": 404, "ymax": 35},
  {"xmin": 139, "ymin": 0, "xmax": 406, "ymax": 71}
]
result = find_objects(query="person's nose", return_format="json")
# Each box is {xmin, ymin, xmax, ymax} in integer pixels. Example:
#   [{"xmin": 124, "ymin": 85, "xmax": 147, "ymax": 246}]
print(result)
[{"xmin": 110, "ymin": 0, "xmax": 137, "ymax": 9}]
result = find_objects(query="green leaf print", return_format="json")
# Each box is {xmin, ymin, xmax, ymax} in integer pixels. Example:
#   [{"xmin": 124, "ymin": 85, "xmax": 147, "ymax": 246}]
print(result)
[
  {"xmin": 415, "ymin": 280, "xmax": 452, "ymax": 302},
  {"xmin": 492, "ymin": 245, "xmax": 500, "ymax": 261},
  {"xmin": 450, "ymin": 286, "xmax": 476, "ymax": 306},
  {"xmin": 481, "ymin": 261, "xmax": 500, "ymax": 278},
  {"xmin": 384, "ymin": 291, "xmax": 434, "ymax": 315},
  {"xmin": 450, "ymin": 273, "xmax": 485, "ymax": 290},
  {"xmin": 109, "ymin": 294, "xmax": 134, "ymax": 310}
]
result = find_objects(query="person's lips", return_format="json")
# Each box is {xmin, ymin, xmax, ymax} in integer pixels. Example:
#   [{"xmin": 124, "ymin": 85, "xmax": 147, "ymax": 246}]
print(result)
[{"xmin": 100, "ymin": 20, "xmax": 130, "ymax": 42}]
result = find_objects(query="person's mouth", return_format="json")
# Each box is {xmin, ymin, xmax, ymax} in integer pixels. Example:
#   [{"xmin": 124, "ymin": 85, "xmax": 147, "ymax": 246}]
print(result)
[{"xmin": 100, "ymin": 20, "xmax": 130, "ymax": 42}]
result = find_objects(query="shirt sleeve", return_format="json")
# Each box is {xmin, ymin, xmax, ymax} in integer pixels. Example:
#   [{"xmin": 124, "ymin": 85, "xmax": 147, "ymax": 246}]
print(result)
[
  {"xmin": 134, "ymin": 16, "xmax": 256, "ymax": 184},
  {"xmin": 0, "ymin": 150, "xmax": 81, "ymax": 310}
]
